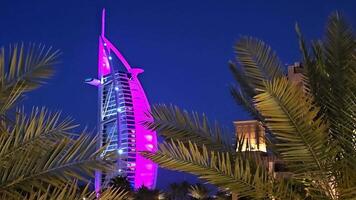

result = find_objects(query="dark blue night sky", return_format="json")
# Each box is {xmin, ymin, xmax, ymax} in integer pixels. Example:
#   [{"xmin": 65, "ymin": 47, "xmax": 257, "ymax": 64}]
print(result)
[{"xmin": 0, "ymin": 0, "xmax": 355, "ymax": 189}]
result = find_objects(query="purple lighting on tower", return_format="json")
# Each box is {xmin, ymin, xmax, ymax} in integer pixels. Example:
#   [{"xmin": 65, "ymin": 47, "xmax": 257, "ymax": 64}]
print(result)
[{"xmin": 87, "ymin": 8, "xmax": 157, "ymax": 192}]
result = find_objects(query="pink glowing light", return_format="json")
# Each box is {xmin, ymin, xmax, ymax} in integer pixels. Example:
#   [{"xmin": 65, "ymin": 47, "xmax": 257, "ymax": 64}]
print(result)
[
  {"xmin": 145, "ymin": 144, "xmax": 154, "ymax": 150},
  {"xmin": 95, "ymin": 8, "xmax": 158, "ymax": 191},
  {"xmin": 128, "ymin": 72, "xmax": 158, "ymax": 189},
  {"xmin": 145, "ymin": 164, "xmax": 153, "ymax": 170},
  {"xmin": 98, "ymin": 38, "xmax": 111, "ymax": 76},
  {"xmin": 145, "ymin": 135, "xmax": 153, "ymax": 141}
]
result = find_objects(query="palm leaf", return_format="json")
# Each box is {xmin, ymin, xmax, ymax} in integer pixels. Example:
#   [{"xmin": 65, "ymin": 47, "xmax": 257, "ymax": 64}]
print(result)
[
  {"xmin": 0, "ymin": 44, "xmax": 59, "ymax": 115},
  {"xmin": 0, "ymin": 107, "xmax": 75, "ymax": 167},
  {"xmin": 230, "ymin": 86, "xmax": 263, "ymax": 122},
  {"xmin": 1, "ymin": 180, "xmax": 128, "ymax": 200},
  {"xmin": 0, "ymin": 43, "xmax": 59, "ymax": 91},
  {"xmin": 143, "ymin": 140, "xmax": 301, "ymax": 199},
  {"xmin": 297, "ymin": 13, "xmax": 356, "ymax": 196},
  {"xmin": 254, "ymin": 77, "xmax": 337, "ymax": 198},
  {"xmin": 229, "ymin": 62, "xmax": 256, "ymax": 98},
  {"xmin": 321, "ymin": 12, "xmax": 356, "ymax": 160},
  {"xmin": 234, "ymin": 37, "xmax": 284, "ymax": 92},
  {"xmin": 97, "ymin": 187, "xmax": 129, "ymax": 200},
  {"xmin": 188, "ymin": 184, "xmax": 209, "ymax": 199},
  {"xmin": 22, "ymin": 181, "xmax": 89, "ymax": 200},
  {"xmin": 0, "ymin": 133, "xmax": 112, "ymax": 196},
  {"xmin": 144, "ymin": 104, "xmax": 233, "ymax": 152},
  {"xmin": 17, "ymin": 182, "xmax": 128, "ymax": 200}
]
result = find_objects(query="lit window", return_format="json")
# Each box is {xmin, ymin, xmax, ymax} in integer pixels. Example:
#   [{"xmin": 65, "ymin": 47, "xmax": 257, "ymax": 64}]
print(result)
[
  {"xmin": 145, "ymin": 164, "xmax": 153, "ymax": 170},
  {"xmin": 117, "ymin": 149, "xmax": 123, "ymax": 154},
  {"xmin": 146, "ymin": 144, "xmax": 154, "ymax": 150},
  {"xmin": 145, "ymin": 135, "xmax": 153, "ymax": 141}
]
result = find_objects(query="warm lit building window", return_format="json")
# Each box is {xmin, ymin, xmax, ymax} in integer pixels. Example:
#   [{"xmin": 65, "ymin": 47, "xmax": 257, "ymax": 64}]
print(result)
[{"xmin": 234, "ymin": 120, "xmax": 267, "ymax": 152}]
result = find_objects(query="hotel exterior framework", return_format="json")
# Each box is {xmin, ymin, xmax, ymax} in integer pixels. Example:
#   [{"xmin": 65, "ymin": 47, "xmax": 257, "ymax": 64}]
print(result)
[{"xmin": 85, "ymin": 9, "xmax": 158, "ymax": 191}]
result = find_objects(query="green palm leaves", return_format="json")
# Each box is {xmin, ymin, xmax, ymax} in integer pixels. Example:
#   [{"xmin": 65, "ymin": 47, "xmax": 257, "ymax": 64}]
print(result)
[
  {"xmin": 234, "ymin": 37, "xmax": 284, "ymax": 92},
  {"xmin": 255, "ymin": 78, "xmax": 329, "ymax": 175},
  {"xmin": 0, "ymin": 44, "xmax": 116, "ymax": 199},
  {"xmin": 188, "ymin": 184, "xmax": 209, "ymax": 199},
  {"xmin": 144, "ymin": 105, "xmax": 232, "ymax": 152},
  {"xmin": 0, "ymin": 44, "xmax": 58, "ymax": 113},
  {"xmin": 143, "ymin": 140, "xmax": 300, "ymax": 199},
  {"xmin": 144, "ymin": 12, "xmax": 356, "ymax": 199},
  {"xmin": 229, "ymin": 37, "xmax": 284, "ymax": 123},
  {"xmin": 297, "ymin": 12, "xmax": 356, "ymax": 199},
  {"xmin": 255, "ymin": 78, "xmax": 334, "ymax": 198},
  {"xmin": 15, "ymin": 182, "xmax": 128, "ymax": 200}
]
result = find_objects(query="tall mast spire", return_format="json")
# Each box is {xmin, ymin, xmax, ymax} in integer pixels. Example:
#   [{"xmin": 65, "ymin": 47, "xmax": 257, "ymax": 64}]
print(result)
[{"xmin": 101, "ymin": 8, "xmax": 106, "ymax": 36}]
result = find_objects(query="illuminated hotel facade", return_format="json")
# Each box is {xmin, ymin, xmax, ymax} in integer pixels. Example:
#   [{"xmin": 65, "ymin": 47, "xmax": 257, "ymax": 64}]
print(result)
[
  {"xmin": 85, "ymin": 9, "xmax": 157, "ymax": 191},
  {"xmin": 234, "ymin": 120, "xmax": 267, "ymax": 152}
]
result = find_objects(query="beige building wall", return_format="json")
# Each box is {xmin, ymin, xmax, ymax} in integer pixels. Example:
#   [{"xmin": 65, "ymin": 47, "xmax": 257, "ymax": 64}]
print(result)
[
  {"xmin": 234, "ymin": 120, "xmax": 267, "ymax": 152},
  {"xmin": 287, "ymin": 62, "xmax": 305, "ymax": 91}
]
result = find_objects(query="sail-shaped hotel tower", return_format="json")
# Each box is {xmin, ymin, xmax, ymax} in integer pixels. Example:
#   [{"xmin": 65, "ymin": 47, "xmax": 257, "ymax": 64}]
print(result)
[{"xmin": 85, "ymin": 9, "xmax": 158, "ymax": 190}]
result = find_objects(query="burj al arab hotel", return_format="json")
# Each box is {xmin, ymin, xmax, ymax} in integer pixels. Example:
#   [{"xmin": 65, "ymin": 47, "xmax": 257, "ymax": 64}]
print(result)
[{"xmin": 85, "ymin": 9, "xmax": 158, "ymax": 191}]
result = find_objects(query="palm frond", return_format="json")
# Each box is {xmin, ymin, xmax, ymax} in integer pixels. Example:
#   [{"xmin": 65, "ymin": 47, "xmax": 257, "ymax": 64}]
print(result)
[
  {"xmin": 230, "ymin": 86, "xmax": 263, "ymax": 122},
  {"xmin": 254, "ymin": 77, "xmax": 337, "ymax": 198},
  {"xmin": 297, "ymin": 13, "xmax": 356, "ymax": 196},
  {"xmin": 0, "ymin": 82, "xmax": 25, "ymax": 115},
  {"xmin": 24, "ymin": 181, "xmax": 89, "ymax": 200},
  {"xmin": 144, "ymin": 104, "xmax": 233, "ymax": 152},
  {"xmin": 254, "ymin": 78, "xmax": 328, "ymax": 172},
  {"xmin": 143, "ymin": 140, "xmax": 301, "ymax": 199},
  {"xmin": 234, "ymin": 37, "xmax": 284, "ymax": 92},
  {"xmin": 0, "ymin": 44, "xmax": 59, "ymax": 115},
  {"xmin": 97, "ymin": 187, "xmax": 129, "ymax": 200},
  {"xmin": 299, "ymin": 12, "xmax": 356, "ymax": 139},
  {"xmin": 0, "ymin": 181, "xmax": 87, "ymax": 200},
  {"xmin": 339, "ymin": 185, "xmax": 356, "ymax": 200},
  {"xmin": 0, "ymin": 107, "xmax": 75, "ymax": 166},
  {"xmin": 229, "ymin": 62, "xmax": 256, "ymax": 98},
  {"xmin": 1, "ymin": 180, "xmax": 128, "ymax": 200},
  {"xmin": 321, "ymin": 12, "xmax": 356, "ymax": 156},
  {"xmin": 188, "ymin": 184, "xmax": 209, "ymax": 199},
  {"xmin": 18, "ymin": 182, "xmax": 128, "ymax": 200},
  {"xmin": 20, "ymin": 181, "xmax": 128, "ymax": 200},
  {"xmin": 323, "ymin": 12, "xmax": 355, "ymax": 75},
  {"xmin": 0, "ymin": 43, "xmax": 59, "ymax": 91},
  {"xmin": 0, "ymin": 133, "xmax": 111, "ymax": 196}
]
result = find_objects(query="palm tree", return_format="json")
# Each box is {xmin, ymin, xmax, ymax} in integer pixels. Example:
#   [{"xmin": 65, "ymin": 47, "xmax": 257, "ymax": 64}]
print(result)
[
  {"xmin": 142, "ymin": 12, "xmax": 356, "ymax": 199},
  {"xmin": 166, "ymin": 181, "xmax": 192, "ymax": 200},
  {"xmin": 188, "ymin": 183, "xmax": 211, "ymax": 200},
  {"xmin": 0, "ymin": 43, "xmax": 127, "ymax": 199},
  {"xmin": 21, "ymin": 181, "xmax": 128, "ymax": 200},
  {"xmin": 109, "ymin": 175, "xmax": 133, "ymax": 192},
  {"xmin": 214, "ymin": 190, "xmax": 232, "ymax": 200},
  {"xmin": 134, "ymin": 185, "xmax": 161, "ymax": 200}
]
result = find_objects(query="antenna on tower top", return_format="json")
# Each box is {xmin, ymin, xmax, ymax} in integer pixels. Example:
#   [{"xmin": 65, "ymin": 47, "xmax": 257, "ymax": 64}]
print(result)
[{"xmin": 101, "ymin": 8, "xmax": 106, "ymax": 36}]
